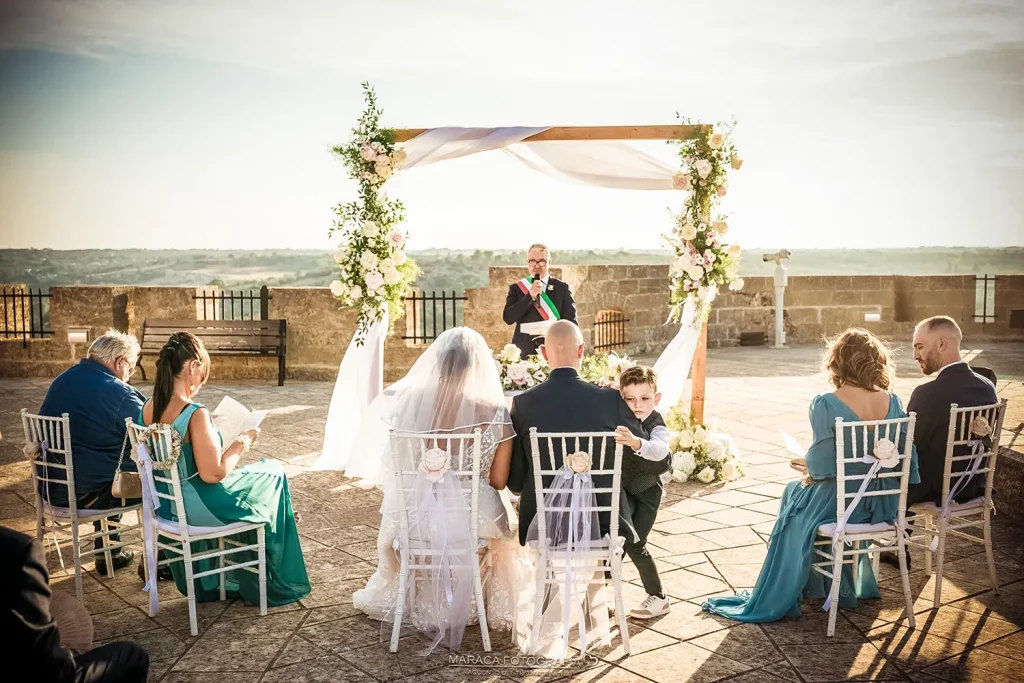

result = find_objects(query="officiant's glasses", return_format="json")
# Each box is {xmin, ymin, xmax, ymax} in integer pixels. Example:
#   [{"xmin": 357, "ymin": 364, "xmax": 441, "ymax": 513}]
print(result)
[{"xmin": 528, "ymin": 259, "xmax": 548, "ymax": 267}]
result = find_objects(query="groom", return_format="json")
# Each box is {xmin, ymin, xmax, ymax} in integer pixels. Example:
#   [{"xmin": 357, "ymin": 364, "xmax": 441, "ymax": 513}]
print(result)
[
  {"xmin": 502, "ymin": 244, "xmax": 578, "ymax": 359},
  {"xmin": 507, "ymin": 320, "xmax": 663, "ymax": 544}
]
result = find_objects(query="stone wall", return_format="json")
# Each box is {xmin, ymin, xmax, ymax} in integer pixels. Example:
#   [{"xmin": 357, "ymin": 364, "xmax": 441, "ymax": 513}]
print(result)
[{"xmin": 2, "ymin": 272, "xmax": 1022, "ymax": 380}]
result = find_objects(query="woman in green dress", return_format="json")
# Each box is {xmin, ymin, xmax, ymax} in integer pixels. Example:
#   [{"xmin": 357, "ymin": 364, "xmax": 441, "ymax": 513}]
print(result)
[
  {"xmin": 140, "ymin": 332, "xmax": 310, "ymax": 607},
  {"xmin": 703, "ymin": 329, "xmax": 919, "ymax": 622}
]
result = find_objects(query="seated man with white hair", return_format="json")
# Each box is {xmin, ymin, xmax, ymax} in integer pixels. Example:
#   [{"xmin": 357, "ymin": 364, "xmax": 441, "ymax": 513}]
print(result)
[{"xmin": 38, "ymin": 330, "xmax": 147, "ymax": 575}]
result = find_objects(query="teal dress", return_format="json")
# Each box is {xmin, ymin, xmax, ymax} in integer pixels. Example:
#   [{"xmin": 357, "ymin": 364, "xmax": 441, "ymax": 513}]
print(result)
[
  {"xmin": 702, "ymin": 393, "xmax": 919, "ymax": 622},
  {"xmin": 146, "ymin": 403, "xmax": 310, "ymax": 606}
]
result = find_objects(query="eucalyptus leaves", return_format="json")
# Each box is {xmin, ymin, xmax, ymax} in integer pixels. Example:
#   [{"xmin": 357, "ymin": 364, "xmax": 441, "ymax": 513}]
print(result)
[{"xmin": 329, "ymin": 83, "xmax": 418, "ymax": 345}]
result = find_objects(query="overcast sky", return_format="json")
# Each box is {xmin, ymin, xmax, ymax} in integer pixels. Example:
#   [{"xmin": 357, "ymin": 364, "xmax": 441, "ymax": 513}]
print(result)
[{"xmin": 1, "ymin": 0, "xmax": 1022, "ymax": 251}]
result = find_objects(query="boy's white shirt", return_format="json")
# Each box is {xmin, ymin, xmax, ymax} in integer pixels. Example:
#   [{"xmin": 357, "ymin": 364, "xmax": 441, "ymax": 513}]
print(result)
[{"xmin": 637, "ymin": 425, "xmax": 671, "ymax": 462}]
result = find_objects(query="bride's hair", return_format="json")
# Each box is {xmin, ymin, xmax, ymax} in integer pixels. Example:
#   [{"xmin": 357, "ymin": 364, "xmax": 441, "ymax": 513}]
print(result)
[{"xmin": 822, "ymin": 328, "xmax": 894, "ymax": 390}]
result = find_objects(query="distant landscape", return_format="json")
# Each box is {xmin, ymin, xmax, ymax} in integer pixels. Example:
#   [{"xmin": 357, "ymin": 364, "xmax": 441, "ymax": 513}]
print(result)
[{"xmin": 1, "ymin": 247, "xmax": 1022, "ymax": 295}]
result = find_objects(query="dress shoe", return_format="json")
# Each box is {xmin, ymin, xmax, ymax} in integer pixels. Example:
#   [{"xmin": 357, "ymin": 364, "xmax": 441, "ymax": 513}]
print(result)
[{"xmin": 94, "ymin": 549, "xmax": 134, "ymax": 575}]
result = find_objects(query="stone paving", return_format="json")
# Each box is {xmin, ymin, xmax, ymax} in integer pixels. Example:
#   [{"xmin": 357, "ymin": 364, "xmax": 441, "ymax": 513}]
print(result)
[{"xmin": 0, "ymin": 342, "xmax": 1022, "ymax": 683}]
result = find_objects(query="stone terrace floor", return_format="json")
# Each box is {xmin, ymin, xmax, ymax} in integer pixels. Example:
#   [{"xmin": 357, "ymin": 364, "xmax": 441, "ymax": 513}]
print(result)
[{"xmin": 1, "ymin": 342, "xmax": 1022, "ymax": 683}]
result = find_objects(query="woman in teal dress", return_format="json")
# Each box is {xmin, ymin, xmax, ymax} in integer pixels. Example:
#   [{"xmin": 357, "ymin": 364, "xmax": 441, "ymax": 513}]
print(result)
[
  {"xmin": 703, "ymin": 328, "xmax": 919, "ymax": 622},
  {"xmin": 140, "ymin": 332, "xmax": 310, "ymax": 607}
]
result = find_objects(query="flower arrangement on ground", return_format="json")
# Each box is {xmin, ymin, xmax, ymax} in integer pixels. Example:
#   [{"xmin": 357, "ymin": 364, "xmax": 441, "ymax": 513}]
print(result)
[
  {"xmin": 664, "ymin": 117, "xmax": 745, "ymax": 324},
  {"xmin": 494, "ymin": 344, "xmax": 549, "ymax": 391},
  {"xmin": 665, "ymin": 402, "xmax": 742, "ymax": 484},
  {"xmin": 329, "ymin": 82, "xmax": 419, "ymax": 345}
]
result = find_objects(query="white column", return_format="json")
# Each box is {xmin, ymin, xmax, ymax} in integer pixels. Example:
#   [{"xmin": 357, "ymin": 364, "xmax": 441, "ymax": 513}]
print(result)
[{"xmin": 774, "ymin": 261, "xmax": 788, "ymax": 348}]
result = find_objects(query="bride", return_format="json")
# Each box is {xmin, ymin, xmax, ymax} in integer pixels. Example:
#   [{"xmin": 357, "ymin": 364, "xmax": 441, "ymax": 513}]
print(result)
[{"xmin": 352, "ymin": 327, "xmax": 520, "ymax": 644}]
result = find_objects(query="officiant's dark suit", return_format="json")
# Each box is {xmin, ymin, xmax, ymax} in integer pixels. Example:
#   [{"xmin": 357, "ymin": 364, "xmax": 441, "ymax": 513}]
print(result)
[
  {"xmin": 906, "ymin": 363, "xmax": 998, "ymax": 506},
  {"xmin": 502, "ymin": 276, "xmax": 578, "ymax": 359},
  {"xmin": 507, "ymin": 367, "xmax": 667, "ymax": 545}
]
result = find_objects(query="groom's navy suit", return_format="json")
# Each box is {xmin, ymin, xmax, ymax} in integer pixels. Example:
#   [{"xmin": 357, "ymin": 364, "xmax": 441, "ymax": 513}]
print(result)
[
  {"xmin": 507, "ymin": 367, "xmax": 663, "ymax": 545},
  {"xmin": 906, "ymin": 362, "xmax": 998, "ymax": 506},
  {"xmin": 502, "ymin": 276, "xmax": 577, "ymax": 359}
]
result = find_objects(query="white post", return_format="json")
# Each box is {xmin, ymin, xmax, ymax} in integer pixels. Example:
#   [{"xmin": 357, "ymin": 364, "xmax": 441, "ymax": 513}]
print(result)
[{"xmin": 773, "ymin": 260, "xmax": 788, "ymax": 348}]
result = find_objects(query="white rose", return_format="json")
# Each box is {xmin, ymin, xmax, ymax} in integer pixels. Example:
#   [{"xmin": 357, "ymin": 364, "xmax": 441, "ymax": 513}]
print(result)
[
  {"xmin": 359, "ymin": 251, "xmax": 379, "ymax": 270},
  {"xmin": 729, "ymin": 278, "xmax": 745, "ymax": 292},
  {"xmin": 420, "ymin": 447, "xmax": 451, "ymax": 483},
  {"xmin": 360, "ymin": 145, "xmax": 377, "ymax": 161},
  {"xmin": 333, "ymin": 248, "xmax": 347, "ymax": 263},
  {"xmin": 712, "ymin": 220, "xmax": 729, "ymax": 235},
  {"xmin": 364, "ymin": 270, "xmax": 385, "ymax": 292},
  {"xmin": 706, "ymin": 440, "xmax": 727, "ymax": 462},
  {"xmin": 680, "ymin": 220, "xmax": 697, "ymax": 241},
  {"xmin": 380, "ymin": 257, "xmax": 395, "ymax": 271},
  {"xmin": 727, "ymin": 243, "xmax": 741, "ymax": 258},
  {"xmin": 872, "ymin": 438, "xmax": 900, "ymax": 468},
  {"xmin": 349, "ymin": 285, "xmax": 362, "ymax": 300},
  {"xmin": 383, "ymin": 268, "xmax": 402, "ymax": 286},
  {"xmin": 392, "ymin": 148, "xmax": 408, "ymax": 165},
  {"xmin": 709, "ymin": 132, "xmax": 725, "ymax": 149},
  {"xmin": 721, "ymin": 461, "xmax": 739, "ymax": 480},
  {"xmin": 686, "ymin": 265, "xmax": 704, "ymax": 282},
  {"xmin": 388, "ymin": 229, "xmax": 406, "ymax": 248},
  {"xmin": 693, "ymin": 426, "xmax": 708, "ymax": 445},
  {"xmin": 361, "ymin": 221, "xmax": 379, "ymax": 238},
  {"xmin": 534, "ymin": 370, "xmax": 546, "ymax": 381},
  {"xmin": 501, "ymin": 344, "xmax": 522, "ymax": 363},
  {"xmin": 677, "ymin": 431, "xmax": 694, "ymax": 449},
  {"xmin": 506, "ymin": 363, "xmax": 529, "ymax": 383},
  {"xmin": 329, "ymin": 280, "xmax": 346, "ymax": 297},
  {"xmin": 730, "ymin": 155, "xmax": 743, "ymax": 170},
  {"xmin": 370, "ymin": 141, "xmax": 383, "ymax": 152},
  {"xmin": 677, "ymin": 450, "xmax": 696, "ymax": 475},
  {"xmin": 697, "ymin": 466, "xmax": 716, "ymax": 484},
  {"xmin": 392, "ymin": 250, "xmax": 407, "ymax": 265},
  {"xmin": 564, "ymin": 451, "xmax": 592, "ymax": 474},
  {"xmin": 671, "ymin": 471, "xmax": 688, "ymax": 483},
  {"xmin": 695, "ymin": 159, "xmax": 713, "ymax": 179}
]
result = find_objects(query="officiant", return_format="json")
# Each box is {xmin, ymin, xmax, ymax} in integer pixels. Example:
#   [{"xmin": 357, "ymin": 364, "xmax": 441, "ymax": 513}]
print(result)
[{"xmin": 502, "ymin": 244, "xmax": 578, "ymax": 359}]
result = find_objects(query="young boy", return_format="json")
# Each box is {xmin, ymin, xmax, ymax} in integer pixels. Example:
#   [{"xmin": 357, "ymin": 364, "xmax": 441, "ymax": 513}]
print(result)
[{"xmin": 613, "ymin": 365, "xmax": 671, "ymax": 619}]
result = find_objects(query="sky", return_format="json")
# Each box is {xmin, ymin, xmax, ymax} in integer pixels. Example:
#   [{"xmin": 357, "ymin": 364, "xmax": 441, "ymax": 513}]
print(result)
[{"xmin": 1, "ymin": 0, "xmax": 1023, "ymax": 252}]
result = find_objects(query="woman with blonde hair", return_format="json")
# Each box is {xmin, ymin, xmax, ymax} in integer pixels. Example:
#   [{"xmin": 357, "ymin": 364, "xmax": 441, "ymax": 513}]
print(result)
[{"xmin": 702, "ymin": 328, "xmax": 919, "ymax": 622}]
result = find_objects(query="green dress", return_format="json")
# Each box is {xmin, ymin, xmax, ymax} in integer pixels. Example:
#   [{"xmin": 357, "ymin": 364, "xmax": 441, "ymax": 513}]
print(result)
[
  {"xmin": 146, "ymin": 403, "xmax": 310, "ymax": 606},
  {"xmin": 702, "ymin": 393, "xmax": 919, "ymax": 622}
]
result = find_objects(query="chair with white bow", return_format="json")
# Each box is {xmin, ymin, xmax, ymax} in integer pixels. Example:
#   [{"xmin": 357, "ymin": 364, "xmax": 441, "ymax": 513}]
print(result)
[
  {"xmin": 812, "ymin": 413, "xmax": 917, "ymax": 637},
  {"xmin": 22, "ymin": 410, "xmax": 142, "ymax": 602},
  {"xmin": 386, "ymin": 428, "xmax": 490, "ymax": 654},
  {"xmin": 907, "ymin": 400, "xmax": 1007, "ymax": 605},
  {"xmin": 126, "ymin": 420, "xmax": 266, "ymax": 636},
  {"xmin": 523, "ymin": 429, "xmax": 629, "ymax": 657}
]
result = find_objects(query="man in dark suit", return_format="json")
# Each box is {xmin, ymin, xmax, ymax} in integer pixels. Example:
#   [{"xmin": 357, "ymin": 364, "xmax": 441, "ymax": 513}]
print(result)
[
  {"xmin": 507, "ymin": 321, "xmax": 669, "ymax": 545},
  {"xmin": 907, "ymin": 316, "xmax": 999, "ymax": 507},
  {"xmin": 0, "ymin": 525, "xmax": 149, "ymax": 682},
  {"xmin": 502, "ymin": 244, "xmax": 578, "ymax": 359}
]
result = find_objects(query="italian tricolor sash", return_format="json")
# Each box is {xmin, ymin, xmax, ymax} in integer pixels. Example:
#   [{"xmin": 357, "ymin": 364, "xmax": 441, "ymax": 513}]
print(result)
[{"xmin": 516, "ymin": 277, "xmax": 561, "ymax": 321}]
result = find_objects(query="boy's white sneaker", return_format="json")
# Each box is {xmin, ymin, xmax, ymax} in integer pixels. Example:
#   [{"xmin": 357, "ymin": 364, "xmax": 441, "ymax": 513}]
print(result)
[{"xmin": 629, "ymin": 594, "xmax": 670, "ymax": 619}]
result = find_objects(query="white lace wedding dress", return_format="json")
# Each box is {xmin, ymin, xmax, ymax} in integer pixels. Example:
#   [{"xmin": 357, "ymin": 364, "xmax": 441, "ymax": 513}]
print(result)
[{"xmin": 352, "ymin": 414, "xmax": 520, "ymax": 632}]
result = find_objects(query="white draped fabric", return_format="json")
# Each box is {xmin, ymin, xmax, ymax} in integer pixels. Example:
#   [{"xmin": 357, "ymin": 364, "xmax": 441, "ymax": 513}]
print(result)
[
  {"xmin": 400, "ymin": 127, "xmax": 679, "ymax": 190},
  {"xmin": 653, "ymin": 298, "xmax": 703, "ymax": 411},
  {"xmin": 314, "ymin": 311, "xmax": 389, "ymax": 472}
]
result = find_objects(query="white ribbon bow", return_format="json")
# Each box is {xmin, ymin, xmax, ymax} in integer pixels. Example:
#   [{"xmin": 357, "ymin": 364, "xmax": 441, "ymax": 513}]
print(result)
[{"xmin": 930, "ymin": 438, "xmax": 989, "ymax": 552}]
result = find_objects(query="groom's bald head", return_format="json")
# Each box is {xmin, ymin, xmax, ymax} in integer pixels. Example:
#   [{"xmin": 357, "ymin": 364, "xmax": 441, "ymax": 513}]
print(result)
[{"xmin": 541, "ymin": 321, "xmax": 584, "ymax": 369}]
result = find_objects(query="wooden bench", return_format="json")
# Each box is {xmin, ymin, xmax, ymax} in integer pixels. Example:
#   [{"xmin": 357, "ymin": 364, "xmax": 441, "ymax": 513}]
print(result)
[{"xmin": 138, "ymin": 319, "xmax": 288, "ymax": 386}]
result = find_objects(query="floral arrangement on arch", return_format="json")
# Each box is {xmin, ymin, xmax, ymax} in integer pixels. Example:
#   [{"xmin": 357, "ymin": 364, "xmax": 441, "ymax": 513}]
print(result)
[
  {"xmin": 495, "ymin": 344, "xmax": 549, "ymax": 391},
  {"xmin": 580, "ymin": 352, "xmax": 637, "ymax": 386},
  {"xmin": 664, "ymin": 117, "xmax": 745, "ymax": 324},
  {"xmin": 329, "ymin": 82, "xmax": 419, "ymax": 345},
  {"xmin": 665, "ymin": 402, "xmax": 743, "ymax": 484}
]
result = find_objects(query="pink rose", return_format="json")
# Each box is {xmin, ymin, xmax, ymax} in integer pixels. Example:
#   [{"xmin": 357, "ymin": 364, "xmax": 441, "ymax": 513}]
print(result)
[
  {"xmin": 672, "ymin": 172, "xmax": 692, "ymax": 191},
  {"xmin": 387, "ymin": 229, "xmax": 405, "ymax": 248},
  {"xmin": 695, "ymin": 159, "xmax": 713, "ymax": 179},
  {"xmin": 717, "ymin": 184, "xmax": 728, "ymax": 197},
  {"xmin": 360, "ymin": 145, "xmax": 376, "ymax": 162}
]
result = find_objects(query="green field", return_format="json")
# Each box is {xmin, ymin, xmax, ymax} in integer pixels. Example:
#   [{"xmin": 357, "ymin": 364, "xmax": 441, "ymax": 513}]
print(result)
[{"xmin": 1, "ymin": 247, "xmax": 1021, "ymax": 295}]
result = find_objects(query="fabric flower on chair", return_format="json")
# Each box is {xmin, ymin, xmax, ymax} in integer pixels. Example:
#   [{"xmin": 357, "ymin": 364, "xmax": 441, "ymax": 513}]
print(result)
[
  {"xmin": 420, "ymin": 447, "xmax": 451, "ymax": 483},
  {"xmin": 23, "ymin": 441, "xmax": 42, "ymax": 461},
  {"xmin": 871, "ymin": 438, "xmax": 900, "ymax": 468},
  {"xmin": 564, "ymin": 451, "xmax": 592, "ymax": 474},
  {"xmin": 971, "ymin": 416, "xmax": 992, "ymax": 438}
]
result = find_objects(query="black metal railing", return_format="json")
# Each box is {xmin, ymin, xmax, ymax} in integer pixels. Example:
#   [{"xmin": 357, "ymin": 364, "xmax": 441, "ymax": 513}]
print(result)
[
  {"xmin": 593, "ymin": 309, "xmax": 629, "ymax": 353},
  {"xmin": 194, "ymin": 286, "xmax": 270, "ymax": 321},
  {"xmin": 402, "ymin": 290, "xmax": 467, "ymax": 344},
  {"xmin": 974, "ymin": 275, "xmax": 997, "ymax": 324},
  {"xmin": 1, "ymin": 287, "xmax": 52, "ymax": 346}
]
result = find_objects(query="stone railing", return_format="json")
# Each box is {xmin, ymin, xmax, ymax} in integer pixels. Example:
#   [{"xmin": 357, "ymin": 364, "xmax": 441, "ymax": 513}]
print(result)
[{"xmin": 2, "ymin": 272, "xmax": 1022, "ymax": 382}]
